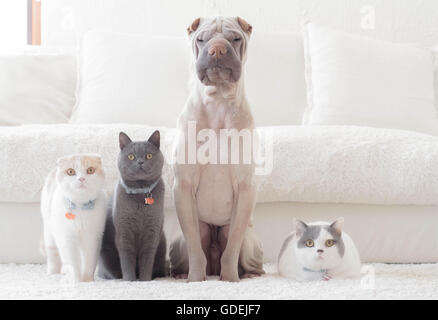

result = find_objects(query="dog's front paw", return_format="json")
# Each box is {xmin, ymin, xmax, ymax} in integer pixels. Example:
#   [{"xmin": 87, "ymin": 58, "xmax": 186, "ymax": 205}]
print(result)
[
  {"xmin": 220, "ymin": 266, "xmax": 240, "ymax": 282},
  {"xmin": 187, "ymin": 255, "xmax": 207, "ymax": 282},
  {"xmin": 220, "ymin": 254, "xmax": 240, "ymax": 282},
  {"xmin": 187, "ymin": 270, "xmax": 207, "ymax": 282},
  {"xmin": 220, "ymin": 272, "xmax": 240, "ymax": 282}
]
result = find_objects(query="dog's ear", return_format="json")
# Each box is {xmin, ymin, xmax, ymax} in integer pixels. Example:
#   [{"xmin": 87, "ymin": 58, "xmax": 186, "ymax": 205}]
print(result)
[
  {"xmin": 237, "ymin": 17, "xmax": 252, "ymax": 35},
  {"xmin": 187, "ymin": 18, "xmax": 201, "ymax": 36}
]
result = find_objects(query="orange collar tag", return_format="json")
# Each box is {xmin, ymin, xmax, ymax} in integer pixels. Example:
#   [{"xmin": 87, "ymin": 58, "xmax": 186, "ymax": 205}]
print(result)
[
  {"xmin": 145, "ymin": 197, "xmax": 154, "ymax": 205},
  {"xmin": 65, "ymin": 212, "xmax": 76, "ymax": 220}
]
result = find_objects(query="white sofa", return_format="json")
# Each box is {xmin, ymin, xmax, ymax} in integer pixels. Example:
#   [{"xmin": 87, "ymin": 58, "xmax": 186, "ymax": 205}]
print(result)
[{"xmin": 2, "ymin": 33, "xmax": 438, "ymax": 265}]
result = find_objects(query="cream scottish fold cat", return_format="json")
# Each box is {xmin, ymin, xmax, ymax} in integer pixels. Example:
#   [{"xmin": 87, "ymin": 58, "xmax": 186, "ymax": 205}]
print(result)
[
  {"xmin": 278, "ymin": 218, "xmax": 361, "ymax": 281},
  {"xmin": 41, "ymin": 154, "xmax": 106, "ymax": 283}
]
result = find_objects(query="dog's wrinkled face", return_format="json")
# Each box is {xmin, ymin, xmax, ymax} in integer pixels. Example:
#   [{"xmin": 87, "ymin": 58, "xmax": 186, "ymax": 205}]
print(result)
[{"xmin": 188, "ymin": 17, "xmax": 252, "ymax": 86}]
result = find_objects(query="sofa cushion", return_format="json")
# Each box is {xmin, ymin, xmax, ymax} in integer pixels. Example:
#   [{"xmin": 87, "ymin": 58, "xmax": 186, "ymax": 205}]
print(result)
[
  {"xmin": 0, "ymin": 46, "xmax": 76, "ymax": 126},
  {"xmin": 303, "ymin": 23, "xmax": 438, "ymax": 135},
  {"xmin": 2, "ymin": 124, "xmax": 438, "ymax": 208},
  {"xmin": 246, "ymin": 33, "xmax": 307, "ymax": 125},
  {"xmin": 71, "ymin": 31, "xmax": 191, "ymax": 128}
]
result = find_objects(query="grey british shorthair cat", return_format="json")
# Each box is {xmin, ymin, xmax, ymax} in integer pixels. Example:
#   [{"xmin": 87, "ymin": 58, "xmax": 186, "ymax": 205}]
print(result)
[{"xmin": 98, "ymin": 131, "xmax": 167, "ymax": 281}]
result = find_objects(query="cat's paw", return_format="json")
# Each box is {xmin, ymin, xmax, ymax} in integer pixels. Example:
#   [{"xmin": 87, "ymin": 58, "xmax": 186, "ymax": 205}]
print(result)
[
  {"xmin": 61, "ymin": 274, "xmax": 80, "ymax": 286},
  {"xmin": 81, "ymin": 274, "xmax": 94, "ymax": 282},
  {"xmin": 139, "ymin": 274, "xmax": 152, "ymax": 281},
  {"xmin": 47, "ymin": 266, "xmax": 61, "ymax": 275},
  {"xmin": 60, "ymin": 266, "xmax": 80, "ymax": 285},
  {"xmin": 122, "ymin": 275, "xmax": 137, "ymax": 282}
]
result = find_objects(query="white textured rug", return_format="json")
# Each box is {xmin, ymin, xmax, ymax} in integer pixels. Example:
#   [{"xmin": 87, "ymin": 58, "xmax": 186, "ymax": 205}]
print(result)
[{"xmin": 1, "ymin": 263, "xmax": 437, "ymax": 300}]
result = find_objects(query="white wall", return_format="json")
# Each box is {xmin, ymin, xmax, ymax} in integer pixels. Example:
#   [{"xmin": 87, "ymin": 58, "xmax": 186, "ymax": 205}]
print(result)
[
  {"xmin": 42, "ymin": 0, "xmax": 438, "ymax": 47},
  {"xmin": 0, "ymin": 0, "xmax": 27, "ymax": 47}
]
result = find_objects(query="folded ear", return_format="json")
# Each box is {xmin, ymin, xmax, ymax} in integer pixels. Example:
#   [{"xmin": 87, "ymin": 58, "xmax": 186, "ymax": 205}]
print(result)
[
  {"xmin": 187, "ymin": 17, "xmax": 201, "ymax": 36},
  {"xmin": 119, "ymin": 132, "xmax": 132, "ymax": 150},
  {"xmin": 57, "ymin": 155, "xmax": 70, "ymax": 167},
  {"xmin": 237, "ymin": 17, "xmax": 252, "ymax": 35},
  {"xmin": 84, "ymin": 154, "xmax": 102, "ymax": 164},
  {"xmin": 148, "ymin": 130, "xmax": 160, "ymax": 149},
  {"xmin": 330, "ymin": 217, "xmax": 345, "ymax": 235},
  {"xmin": 293, "ymin": 218, "xmax": 308, "ymax": 237}
]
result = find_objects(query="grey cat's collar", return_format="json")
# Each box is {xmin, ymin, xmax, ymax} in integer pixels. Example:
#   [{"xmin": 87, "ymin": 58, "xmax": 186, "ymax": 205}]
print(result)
[
  {"xmin": 65, "ymin": 198, "xmax": 96, "ymax": 211},
  {"xmin": 119, "ymin": 177, "xmax": 161, "ymax": 195}
]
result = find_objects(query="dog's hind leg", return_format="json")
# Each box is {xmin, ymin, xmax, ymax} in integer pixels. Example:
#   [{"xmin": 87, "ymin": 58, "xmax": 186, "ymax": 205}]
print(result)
[
  {"xmin": 239, "ymin": 225, "xmax": 265, "ymax": 278},
  {"xmin": 170, "ymin": 221, "xmax": 219, "ymax": 278},
  {"xmin": 218, "ymin": 224, "xmax": 264, "ymax": 279}
]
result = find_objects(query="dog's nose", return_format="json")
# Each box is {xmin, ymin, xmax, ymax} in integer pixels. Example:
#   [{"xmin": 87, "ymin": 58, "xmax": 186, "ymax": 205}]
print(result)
[
  {"xmin": 317, "ymin": 249, "xmax": 324, "ymax": 253},
  {"xmin": 208, "ymin": 44, "xmax": 227, "ymax": 59}
]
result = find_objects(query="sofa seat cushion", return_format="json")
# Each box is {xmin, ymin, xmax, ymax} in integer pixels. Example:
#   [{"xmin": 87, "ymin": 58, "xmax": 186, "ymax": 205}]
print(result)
[{"xmin": 1, "ymin": 124, "xmax": 438, "ymax": 207}]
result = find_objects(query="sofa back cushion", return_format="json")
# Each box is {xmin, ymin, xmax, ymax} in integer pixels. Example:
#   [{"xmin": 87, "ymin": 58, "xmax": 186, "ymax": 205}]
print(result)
[
  {"xmin": 0, "ymin": 47, "xmax": 76, "ymax": 126},
  {"xmin": 303, "ymin": 23, "xmax": 438, "ymax": 135},
  {"xmin": 246, "ymin": 33, "xmax": 307, "ymax": 125},
  {"xmin": 71, "ymin": 31, "xmax": 190, "ymax": 127},
  {"xmin": 71, "ymin": 31, "xmax": 307, "ymax": 127}
]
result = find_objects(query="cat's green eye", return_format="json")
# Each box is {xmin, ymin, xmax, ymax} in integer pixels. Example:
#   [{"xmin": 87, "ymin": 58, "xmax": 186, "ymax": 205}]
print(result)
[
  {"xmin": 128, "ymin": 154, "xmax": 135, "ymax": 161},
  {"xmin": 305, "ymin": 239, "xmax": 314, "ymax": 248},
  {"xmin": 325, "ymin": 239, "xmax": 335, "ymax": 247},
  {"xmin": 66, "ymin": 168, "xmax": 76, "ymax": 176},
  {"xmin": 146, "ymin": 153, "xmax": 153, "ymax": 160}
]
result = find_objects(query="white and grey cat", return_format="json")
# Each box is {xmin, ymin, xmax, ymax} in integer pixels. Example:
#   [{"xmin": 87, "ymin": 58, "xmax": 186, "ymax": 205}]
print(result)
[
  {"xmin": 40, "ymin": 154, "xmax": 107, "ymax": 283},
  {"xmin": 278, "ymin": 218, "xmax": 361, "ymax": 281}
]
